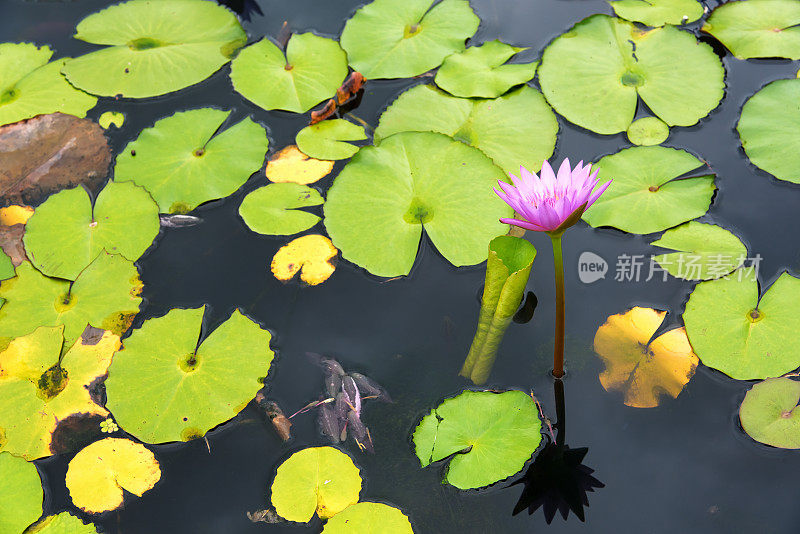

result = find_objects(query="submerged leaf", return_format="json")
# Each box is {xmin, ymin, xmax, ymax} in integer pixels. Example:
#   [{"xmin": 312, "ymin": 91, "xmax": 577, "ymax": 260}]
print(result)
[
  {"xmin": 324, "ymin": 131, "xmax": 510, "ymax": 277},
  {"xmin": 684, "ymin": 268, "xmax": 800, "ymax": 379},
  {"xmin": 413, "ymin": 390, "xmax": 542, "ymax": 489},
  {"xmin": 650, "ymin": 222, "xmax": 747, "ymax": 280},
  {"xmin": 0, "ymin": 43, "xmax": 96, "ymax": 126},
  {"xmin": 538, "ymin": 14, "xmax": 724, "ymax": 134},
  {"xmin": 582, "ymin": 146, "xmax": 716, "ymax": 234},
  {"xmin": 0, "ymin": 113, "xmax": 111, "ymax": 206},
  {"xmin": 435, "ymin": 40, "xmax": 536, "ymax": 98},
  {"xmin": 321, "ymin": 502, "xmax": 414, "ymax": 533},
  {"xmin": 114, "ymin": 108, "xmax": 268, "ymax": 213},
  {"xmin": 266, "ymin": 145, "xmax": 334, "ymax": 185},
  {"xmin": 240, "ymin": 183, "xmax": 323, "ymax": 236},
  {"xmin": 271, "ymin": 447, "xmax": 361, "ymax": 522},
  {"xmin": 739, "ymin": 378, "xmax": 800, "ymax": 449},
  {"xmin": 593, "ymin": 307, "xmax": 698, "ymax": 408},
  {"xmin": 105, "ymin": 307, "xmax": 273, "ymax": 444},
  {"xmin": 231, "ymin": 33, "xmax": 349, "ymax": 113},
  {"xmin": 703, "ymin": 0, "xmax": 800, "ymax": 59},
  {"xmin": 340, "ymin": 0, "xmax": 480, "ymax": 79},
  {"xmin": 65, "ymin": 438, "xmax": 160, "ymax": 514},
  {"xmin": 24, "ymin": 182, "xmax": 160, "ymax": 280},
  {"xmin": 61, "ymin": 0, "xmax": 246, "ymax": 98},
  {"xmin": 0, "ymin": 451, "xmax": 43, "ymax": 533},
  {"xmin": 271, "ymin": 234, "xmax": 338, "ymax": 285},
  {"xmin": 610, "ymin": 0, "xmax": 704, "ymax": 27},
  {"xmin": 296, "ymin": 119, "xmax": 367, "ymax": 161}
]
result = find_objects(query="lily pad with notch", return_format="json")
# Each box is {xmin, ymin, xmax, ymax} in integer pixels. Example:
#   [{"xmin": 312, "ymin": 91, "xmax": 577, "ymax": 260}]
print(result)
[
  {"xmin": 324, "ymin": 131, "xmax": 511, "ymax": 277},
  {"xmin": 739, "ymin": 377, "xmax": 800, "ymax": 449},
  {"xmin": 114, "ymin": 108, "xmax": 268, "ymax": 213},
  {"xmin": 23, "ymin": 182, "xmax": 160, "ymax": 280},
  {"xmin": 340, "ymin": 0, "xmax": 480, "ymax": 79},
  {"xmin": 538, "ymin": 14, "xmax": 724, "ymax": 134},
  {"xmin": 271, "ymin": 234, "xmax": 338, "ymax": 285},
  {"xmin": 650, "ymin": 221, "xmax": 747, "ymax": 280},
  {"xmin": 413, "ymin": 389, "xmax": 542, "ymax": 489},
  {"xmin": 684, "ymin": 267, "xmax": 800, "ymax": 380},
  {"xmin": 104, "ymin": 306, "xmax": 273, "ymax": 444},
  {"xmin": 61, "ymin": 0, "xmax": 247, "ymax": 98},
  {"xmin": 231, "ymin": 32, "xmax": 349, "ymax": 113},
  {"xmin": 703, "ymin": 0, "xmax": 800, "ymax": 59},
  {"xmin": 582, "ymin": 146, "xmax": 716, "ymax": 234},
  {"xmin": 375, "ymin": 84, "xmax": 558, "ymax": 178},
  {"xmin": 296, "ymin": 119, "xmax": 367, "ymax": 160},
  {"xmin": 609, "ymin": 0, "xmax": 704, "ymax": 27},
  {"xmin": 0, "ymin": 43, "xmax": 97, "ymax": 127},
  {"xmin": 239, "ymin": 182, "xmax": 323, "ymax": 235}
]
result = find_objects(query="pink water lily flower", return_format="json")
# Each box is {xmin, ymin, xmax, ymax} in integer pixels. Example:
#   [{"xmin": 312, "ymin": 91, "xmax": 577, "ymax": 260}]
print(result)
[{"xmin": 495, "ymin": 159, "xmax": 612, "ymax": 235}]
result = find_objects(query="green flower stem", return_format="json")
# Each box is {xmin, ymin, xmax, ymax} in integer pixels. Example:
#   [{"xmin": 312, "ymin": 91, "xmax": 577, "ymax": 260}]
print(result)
[{"xmin": 551, "ymin": 234, "xmax": 565, "ymax": 378}]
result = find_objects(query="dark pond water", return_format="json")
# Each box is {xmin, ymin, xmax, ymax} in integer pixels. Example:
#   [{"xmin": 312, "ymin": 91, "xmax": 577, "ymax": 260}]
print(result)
[{"xmin": 5, "ymin": 0, "xmax": 800, "ymax": 532}]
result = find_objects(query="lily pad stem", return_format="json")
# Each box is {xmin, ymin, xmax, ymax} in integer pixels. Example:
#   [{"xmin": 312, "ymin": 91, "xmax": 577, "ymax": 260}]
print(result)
[{"xmin": 551, "ymin": 234, "xmax": 565, "ymax": 378}]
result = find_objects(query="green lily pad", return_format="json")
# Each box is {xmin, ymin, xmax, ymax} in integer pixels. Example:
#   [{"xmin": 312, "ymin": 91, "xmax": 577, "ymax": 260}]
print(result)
[
  {"xmin": 460, "ymin": 236, "xmax": 536, "ymax": 385},
  {"xmin": 684, "ymin": 268, "xmax": 800, "ymax": 380},
  {"xmin": 0, "ymin": 253, "xmax": 142, "ymax": 350},
  {"xmin": 26, "ymin": 512, "xmax": 99, "ymax": 533},
  {"xmin": 0, "ymin": 325, "xmax": 119, "ymax": 460},
  {"xmin": 0, "ymin": 43, "xmax": 97, "ymax": 127},
  {"xmin": 0, "ymin": 451, "xmax": 42, "ymax": 533},
  {"xmin": 239, "ymin": 183, "xmax": 323, "ymax": 235},
  {"xmin": 582, "ymin": 146, "xmax": 716, "ymax": 234},
  {"xmin": 413, "ymin": 390, "xmax": 542, "ymax": 489},
  {"xmin": 0, "ymin": 250, "xmax": 14, "ymax": 280},
  {"xmin": 538, "ymin": 14, "xmax": 724, "ymax": 134},
  {"xmin": 321, "ymin": 502, "xmax": 414, "ymax": 533},
  {"xmin": 296, "ymin": 119, "xmax": 367, "ymax": 160},
  {"xmin": 740, "ymin": 378, "xmax": 800, "ymax": 449},
  {"xmin": 323, "ymin": 131, "xmax": 510, "ymax": 277},
  {"xmin": 114, "ymin": 108, "xmax": 268, "ymax": 213},
  {"xmin": 626, "ymin": 117, "xmax": 669, "ymax": 146},
  {"xmin": 650, "ymin": 222, "xmax": 747, "ymax": 280},
  {"xmin": 434, "ymin": 40, "xmax": 537, "ymax": 98},
  {"xmin": 703, "ymin": 0, "xmax": 800, "ymax": 59},
  {"xmin": 737, "ymin": 78, "xmax": 800, "ymax": 184},
  {"xmin": 61, "ymin": 0, "xmax": 246, "ymax": 98},
  {"xmin": 610, "ymin": 0, "xmax": 704, "ymax": 27},
  {"xmin": 230, "ymin": 33, "xmax": 348, "ymax": 113},
  {"xmin": 374, "ymin": 84, "xmax": 558, "ymax": 176},
  {"xmin": 23, "ymin": 182, "xmax": 160, "ymax": 280},
  {"xmin": 98, "ymin": 111, "xmax": 124, "ymax": 129},
  {"xmin": 340, "ymin": 0, "xmax": 479, "ymax": 79},
  {"xmin": 271, "ymin": 446, "xmax": 362, "ymax": 522},
  {"xmin": 105, "ymin": 307, "xmax": 273, "ymax": 444}
]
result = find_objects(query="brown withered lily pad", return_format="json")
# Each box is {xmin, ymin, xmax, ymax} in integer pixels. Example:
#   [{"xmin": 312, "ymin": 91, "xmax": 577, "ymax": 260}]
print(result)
[{"xmin": 0, "ymin": 113, "xmax": 110, "ymax": 206}]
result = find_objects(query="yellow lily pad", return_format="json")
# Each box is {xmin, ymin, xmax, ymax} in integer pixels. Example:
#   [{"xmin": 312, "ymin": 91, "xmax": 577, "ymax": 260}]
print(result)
[
  {"xmin": 0, "ymin": 205, "xmax": 34, "ymax": 225},
  {"xmin": 321, "ymin": 502, "xmax": 415, "ymax": 533},
  {"xmin": 66, "ymin": 438, "xmax": 161, "ymax": 514},
  {"xmin": 593, "ymin": 307, "xmax": 698, "ymax": 408},
  {"xmin": 266, "ymin": 145, "xmax": 335, "ymax": 185},
  {"xmin": 271, "ymin": 234, "xmax": 337, "ymax": 285},
  {"xmin": 270, "ymin": 446, "xmax": 362, "ymax": 522}
]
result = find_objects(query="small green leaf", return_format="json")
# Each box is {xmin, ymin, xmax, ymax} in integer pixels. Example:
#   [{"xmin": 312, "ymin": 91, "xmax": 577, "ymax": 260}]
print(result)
[
  {"xmin": 25, "ymin": 512, "xmax": 99, "ymax": 533},
  {"xmin": 413, "ymin": 390, "xmax": 542, "ymax": 489},
  {"xmin": 323, "ymin": 132, "xmax": 510, "ymax": 277},
  {"xmin": 684, "ymin": 268, "xmax": 800, "ymax": 380},
  {"xmin": 737, "ymin": 78, "xmax": 800, "ymax": 184},
  {"xmin": 375, "ymin": 84, "xmax": 558, "ymax": 176},
  {"xmin": 105, "ymin": 307, "xmax": 274, "ymax": 444},
  {"xmin": 610, "ymin": 0, "xmax": 704, "ymax": 27},
  {"xmin": 703, "ymin": 0, "xmax": 800, "ymax": 59},
  {"xmin": 270, "ymin": 446, "xmax": 362, "ymax": 522},
  {"xmin": 626, "ymin": 117, "xmax": 669, "ymax": 146},
  {"xmin": 61, "ymin": 0, "xmax": 246, "ymax": 98},
  {"xmin": 231, "ymin": 33, "xmax": 348, "ymax": 113},
  {"xmin": 0, "ymin": 43, "xmax": 97, "ymax": 126},
  {"xmin": 98, "ymin": 111, "xmax": 124, "ymax": 129},
  {"xmin": 435, "ymin": 40, "xmax": 537, "ymax": 98},
  {"xmin": 340, "ymin": 0, "xmax": 479, "ymax": 79},
  {"xmin": 114, "ymin": 108, "xmax": 268, "ymax": 213},
  {"xmin": 650, "ymin": 222, "xmax": 747, "ymax": 280},
  {"xmin": 460, "ymin": 236, "xmax": 536, "ymax": 384},
  {"xmin": 0, "ymin": 250, "xmax": 14, "ymax": 281},
  {"xmin": 239, "ymin": 183, "xmax": 323, "ymax": 235},
  {"xmin": 24, "ymin": 182, "xmax": 160, "ymax": 280},
  {"xmin": 321, "ymin": 502, "xmax": 414, "ymax": 533},
  {"xmin": 0, "ymin": 451, "xmax": 43, "ymax": 533},
  {"xmin": 582, "ymin": 146, "xmax": 716, "ymax": 234},
  {"xmin": 740, "ymin": 378, "xmax": 800, "ymax": 449},
  {"xmin": 296, "ymin": 119, "xmax": 367, "ymax": 160}
]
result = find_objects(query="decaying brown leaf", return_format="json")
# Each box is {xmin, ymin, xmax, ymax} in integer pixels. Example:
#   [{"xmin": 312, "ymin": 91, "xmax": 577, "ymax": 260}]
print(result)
[
  {"xmin": 593, "ymin": 307, "xmax": 698, "ymax": 408},
  {"xmin": 0, "ymin": 113, "xmax": 111, "ymax": 206},
  {"xmin": 0, "ymin": 224, "xmax": 27, "ymax": 266},
  {"xmin": 255, "ymin": 392, "xmax": 292, "ymax": 441},
  {"xmin": 310, "ymin": 72, "xmax": 366, "ymax": 124}
]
